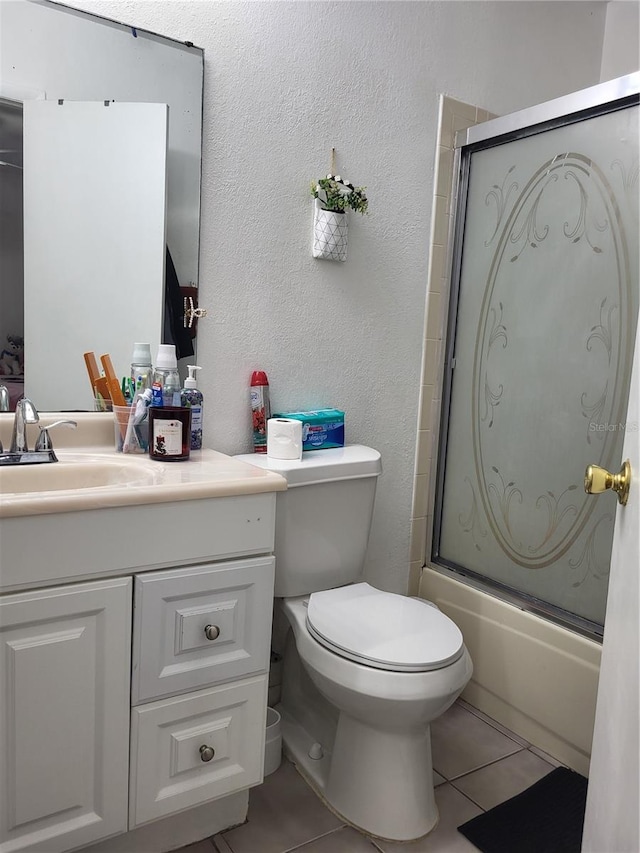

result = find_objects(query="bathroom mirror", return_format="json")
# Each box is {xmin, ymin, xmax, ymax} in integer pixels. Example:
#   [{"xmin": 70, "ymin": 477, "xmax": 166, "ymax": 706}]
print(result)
[{"xmin": 0, "ymin": 0, "xmax": 203, "ymax": 411}]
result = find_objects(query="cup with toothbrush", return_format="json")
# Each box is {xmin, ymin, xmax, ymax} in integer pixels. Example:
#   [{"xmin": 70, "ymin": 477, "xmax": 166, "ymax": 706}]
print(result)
[{"xmin": 114, "ymin": 387, "xmax": 152, "ymax": 453}]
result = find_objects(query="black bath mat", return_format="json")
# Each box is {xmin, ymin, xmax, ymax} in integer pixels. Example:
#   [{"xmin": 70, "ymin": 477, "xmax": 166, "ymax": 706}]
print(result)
[{"xmin": 458, "ymin": 766, "xmax": 588, "ymax": 853}]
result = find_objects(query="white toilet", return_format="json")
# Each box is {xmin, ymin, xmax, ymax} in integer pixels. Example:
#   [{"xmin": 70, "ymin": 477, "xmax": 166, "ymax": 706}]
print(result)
[{"xmin": 237, "ymin": 446, "xmax": 473, "ymax": 842}]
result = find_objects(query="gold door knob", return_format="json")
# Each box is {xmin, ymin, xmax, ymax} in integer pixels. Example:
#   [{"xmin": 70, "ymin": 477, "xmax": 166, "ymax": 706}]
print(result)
[
  {"xmin": 584, "ymin": 460, "xmax": 631, "ymax": 506},
  {"xmin": 199, "ymin": 744, "xmax": 215, "ymax": 762}
]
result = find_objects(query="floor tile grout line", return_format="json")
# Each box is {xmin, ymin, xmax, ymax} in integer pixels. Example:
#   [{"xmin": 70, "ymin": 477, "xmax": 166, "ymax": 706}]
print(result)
[
  {"xmin": 436, "ymin": 744, "xmax": 527, "ymax": 783},
  {"xmin": 457, "ymin": 702, "xmax": 569, "ymax": 771},
  {"xmin": 528, "ymin": 744, "xmax": 568, "ymax": 768},
  {"xmin": 447, "ymin": 779, "xmax": 493, "ymax": 817},
  {"xmin": 279, "ymin": 822, "xmax": 350, "ymax": 853},
  {"xmin": 457, "ymin": 699, "xmax": 530, "ymax": 748},
  {"xmin": 443, "ymin": 743, "xmax": 560, "ymax": 807},
  {"xmin": 211, "ymin": 835, "xmax": 233, "ymax": 853},
  {"xmin": 288, "ymin": 825, "xmax": 395, "ymax": 853},
  {"xmin": 447, "ymin": 778, "xmax": 489, "ymax": 813}
]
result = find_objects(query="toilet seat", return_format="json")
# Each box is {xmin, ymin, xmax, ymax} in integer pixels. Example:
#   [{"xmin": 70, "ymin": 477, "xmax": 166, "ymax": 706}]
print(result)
[{"xmin": 306, "ymin": 583, "xmax": 464, "ymax": 672}]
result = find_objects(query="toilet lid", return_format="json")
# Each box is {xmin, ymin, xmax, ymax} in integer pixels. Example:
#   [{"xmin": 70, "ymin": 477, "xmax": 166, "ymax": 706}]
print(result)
[{"xmin": 306, "ymin": 583, "xmax": 464, "ymax": 672}]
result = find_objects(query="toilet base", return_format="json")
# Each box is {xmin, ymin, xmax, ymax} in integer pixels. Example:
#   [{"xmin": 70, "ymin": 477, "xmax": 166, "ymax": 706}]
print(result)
[{"xmin": 278, "ymin": 704, "xmax": 438, "ymax": 842}]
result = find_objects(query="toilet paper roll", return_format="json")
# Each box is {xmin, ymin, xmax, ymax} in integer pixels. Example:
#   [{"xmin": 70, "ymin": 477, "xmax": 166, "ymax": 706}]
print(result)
[{"xmin": 267, "ymin": 417, "xmax": 303, "ymax": 460}]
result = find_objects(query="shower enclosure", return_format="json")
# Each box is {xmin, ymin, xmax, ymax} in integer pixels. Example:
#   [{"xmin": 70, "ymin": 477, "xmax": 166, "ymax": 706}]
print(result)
[{"xmin": 432, "ymin": 74, "xmax": 639, "ymax": 639}]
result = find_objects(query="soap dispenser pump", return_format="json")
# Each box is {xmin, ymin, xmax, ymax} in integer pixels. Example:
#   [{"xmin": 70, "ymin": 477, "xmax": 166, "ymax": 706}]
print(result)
[{"xmin": 181, "ymin": 364, "xmax": 203, "ymax": 449}]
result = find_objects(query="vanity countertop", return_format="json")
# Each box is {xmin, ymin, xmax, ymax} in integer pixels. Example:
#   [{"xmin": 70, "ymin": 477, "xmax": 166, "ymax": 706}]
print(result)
[{"xmin": 0, "ymin": 412, "xmax": 286, "ymax": 518}]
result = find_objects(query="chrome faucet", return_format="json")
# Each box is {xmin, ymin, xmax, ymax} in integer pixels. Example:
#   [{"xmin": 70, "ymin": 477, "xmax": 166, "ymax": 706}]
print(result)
[
  {"xmin": 1, "ymin": 401, "xmax": 76, "ymax": 464},
  {"xmin": 10, "ymin": 398, "xmax": 39, "ymax": 452}
]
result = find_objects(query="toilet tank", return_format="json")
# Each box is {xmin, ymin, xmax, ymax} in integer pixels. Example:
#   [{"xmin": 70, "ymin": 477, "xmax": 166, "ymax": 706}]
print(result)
[{"xmin": 235, "ymin": 446, "xmax": 382, "ymax": 597}]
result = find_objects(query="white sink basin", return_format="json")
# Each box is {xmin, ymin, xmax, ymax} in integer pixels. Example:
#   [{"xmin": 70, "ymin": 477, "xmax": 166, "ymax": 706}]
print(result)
[
  {"xmin": 0, "ymin": 412, "xmax": 287, "ymax": 521},
  {"xmin": 0, "ymin": 457, "xmax": 156, "ymax": 495}
]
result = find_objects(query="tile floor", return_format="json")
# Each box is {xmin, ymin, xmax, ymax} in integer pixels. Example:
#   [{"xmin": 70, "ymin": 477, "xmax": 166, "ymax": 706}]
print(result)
[{"xmin": 180, "ymin": 699, "xmax": 564, "ymax": 853}]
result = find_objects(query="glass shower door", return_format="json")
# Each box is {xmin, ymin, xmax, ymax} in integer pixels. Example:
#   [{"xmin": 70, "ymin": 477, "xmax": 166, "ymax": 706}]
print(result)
[{"xmin": 433, "ymin": 77, "xmax": 639, "ymax": 636}]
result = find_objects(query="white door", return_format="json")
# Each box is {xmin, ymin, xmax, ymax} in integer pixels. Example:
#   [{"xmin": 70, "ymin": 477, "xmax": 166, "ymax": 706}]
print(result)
[
  {"xmin": 582, "ymin": 326, "xmax": 640, "ymax": 852},
  {"xmin": 0, "ymin": 577, "xmax": 132, "ymax": 853},
  {"xmin": 23, "ymin": 100, "xmax": 168, "ymax": 411}
]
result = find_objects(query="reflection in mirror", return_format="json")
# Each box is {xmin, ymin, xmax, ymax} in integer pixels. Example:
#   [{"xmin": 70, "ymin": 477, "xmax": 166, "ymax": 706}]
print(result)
[
  {"xmin": 0, "ymin": 100, "xmax": 24, "ymax": 410},
  {"xmin": 0, "ymin": 0, "xmax": 204, "ymax": 411},
  {"xmin": 25, "ymin": 100, "xmax": 169, "ymax": 412}
]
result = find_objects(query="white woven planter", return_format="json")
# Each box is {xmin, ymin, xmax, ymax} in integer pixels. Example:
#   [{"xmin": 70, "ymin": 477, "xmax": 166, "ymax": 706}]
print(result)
[{"xmin": 312, "ymin": 199, "xmax": 348, "ymax": 262}]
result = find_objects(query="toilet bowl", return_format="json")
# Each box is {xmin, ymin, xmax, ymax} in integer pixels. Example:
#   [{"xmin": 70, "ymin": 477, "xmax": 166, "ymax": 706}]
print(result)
[
  {"xmin": 278, "ymin": 587, "xmax": 473, "ymax": 841},
  {"xmin": 235, "ymin": 446, "xmax": 473, "ymax": 841}
]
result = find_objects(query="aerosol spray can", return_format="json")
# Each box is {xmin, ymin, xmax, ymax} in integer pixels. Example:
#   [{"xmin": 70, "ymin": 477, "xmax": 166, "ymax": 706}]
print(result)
[{"xmin": 250, "ymin": 371, "xmax": 270, "ymax": 453}]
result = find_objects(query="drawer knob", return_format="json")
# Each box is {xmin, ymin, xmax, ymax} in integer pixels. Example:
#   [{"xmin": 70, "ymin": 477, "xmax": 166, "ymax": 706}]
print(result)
[
  {"xmin": 199, "ymin": 744, "xmax": 215, "ymax": 762},
  {"xmin": 204, "ymin": 624, "xmax": 221, "ymax": 641}
]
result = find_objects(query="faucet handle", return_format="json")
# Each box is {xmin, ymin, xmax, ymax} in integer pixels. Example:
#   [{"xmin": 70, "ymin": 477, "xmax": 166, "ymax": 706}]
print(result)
[{"xmin": 35, "ymin": 420, "xmax": 77, "ymax": 452}]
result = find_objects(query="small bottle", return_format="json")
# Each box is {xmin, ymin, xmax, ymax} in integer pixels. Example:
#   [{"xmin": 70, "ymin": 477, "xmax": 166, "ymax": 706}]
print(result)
[
  {"xmin": 152, "ymin": 344, "xmax": 181, "ymax": 407},
  {"xmin": 250, "ymin": 370, "xmax": 270, "ymax": 453},
  {"xmin": 130, "ymin": 342, "xmax": 153, "ymax": 392},
  {"xmin": 181, "ymin": 365, "xmax": 203, "ymax": 450}
]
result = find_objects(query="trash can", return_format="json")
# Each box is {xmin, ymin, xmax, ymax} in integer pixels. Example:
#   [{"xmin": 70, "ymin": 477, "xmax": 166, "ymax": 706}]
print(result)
[{"xmin": 264, "ymin": 707, "xmax": 282, "ymax": 777}]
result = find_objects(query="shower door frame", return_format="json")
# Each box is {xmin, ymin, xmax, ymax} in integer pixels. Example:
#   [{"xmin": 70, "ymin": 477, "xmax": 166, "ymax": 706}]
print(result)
[{"xmin": 431, "ymin": 72, "xmax": 640, "ymax": 640}]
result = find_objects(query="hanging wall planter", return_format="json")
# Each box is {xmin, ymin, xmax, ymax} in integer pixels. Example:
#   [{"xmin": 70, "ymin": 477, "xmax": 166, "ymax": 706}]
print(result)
[
  {"xmin": 312, "ymin": 199, "xmax": 349, "ymax": 261},
  {"xmin": 310, "ymin": 170, "xmax": 368, "ymax": 262}
]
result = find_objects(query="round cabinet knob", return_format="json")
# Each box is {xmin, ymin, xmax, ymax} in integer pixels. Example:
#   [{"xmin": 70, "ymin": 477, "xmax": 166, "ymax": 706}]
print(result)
[
  {"xmin": 204, "ymin": 624, "xmax": 220, "ymax": 641},
  {"xmin": 199, "ymin": 744, "xmax": 215, "ymax": 762}
]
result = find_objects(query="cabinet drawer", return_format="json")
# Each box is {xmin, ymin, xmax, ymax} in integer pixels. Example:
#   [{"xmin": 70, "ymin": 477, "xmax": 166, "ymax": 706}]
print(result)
[
  {"xmin": 129, "ymin": 674, "xmax": 267, "ymax": 827},
  {"xmin": 132, "ymin": 557, "xmax": 275, "ymax": 704}
]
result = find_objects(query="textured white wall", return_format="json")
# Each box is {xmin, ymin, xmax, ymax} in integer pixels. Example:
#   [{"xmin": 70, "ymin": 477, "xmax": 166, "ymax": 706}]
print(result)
[
  {"xmin": 69, "ymin": 0, "xmax": 606, "ymax": 593},
  {"xmin": 600, "ymin": 1, "xmax": 640, "ymax": 81}
]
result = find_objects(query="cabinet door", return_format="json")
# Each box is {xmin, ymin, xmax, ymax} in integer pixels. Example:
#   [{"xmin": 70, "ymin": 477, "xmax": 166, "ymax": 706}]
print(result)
[{"xmin": 0, "ymin": 578, "xmax": 132, "ymax": 853}]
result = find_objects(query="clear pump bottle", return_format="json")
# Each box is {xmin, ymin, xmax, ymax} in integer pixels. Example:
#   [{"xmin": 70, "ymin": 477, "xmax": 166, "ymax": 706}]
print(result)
[{"xmin": 181, "ymin": 365, "xmax": 204, "ymax": 449}]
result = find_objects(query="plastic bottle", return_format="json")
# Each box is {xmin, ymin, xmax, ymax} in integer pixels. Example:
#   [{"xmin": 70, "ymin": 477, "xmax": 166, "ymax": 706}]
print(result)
[
  {"xmin": 130, "ymin": 342, "xmax": 153, "ymax": 392},
  {"xmin": 181, "ymin": 365, "xmax": 203, "ymax": 450},
  {"xmin": 152, "ymin": 344, "xmax": 181, "ymax": 407},
  {"xmin": 250, "ymin": 370, "xmax": 270, "ymax": 453}
]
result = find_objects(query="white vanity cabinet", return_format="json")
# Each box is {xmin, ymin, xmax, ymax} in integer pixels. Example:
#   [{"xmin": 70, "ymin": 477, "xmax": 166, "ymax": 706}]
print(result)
[
  {"xmin": 0, "ymin": 479, "xmax": 281, "ymax": 853},
  {"xmin": 0, "ymin": 578, "xmax": 132, "ymax": 853}
]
